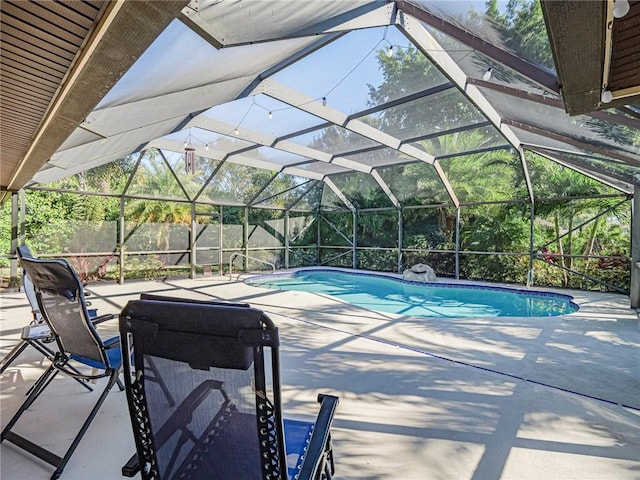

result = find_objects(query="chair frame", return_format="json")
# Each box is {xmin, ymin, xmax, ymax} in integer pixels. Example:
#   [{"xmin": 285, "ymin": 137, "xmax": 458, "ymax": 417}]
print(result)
[
  {"xmin": 120, "ymin": 295, "xmax": 339, "ymax": 480},
  {"xmin": 1, "ymin": 257, "xmax": 123, "ymax": 480}
]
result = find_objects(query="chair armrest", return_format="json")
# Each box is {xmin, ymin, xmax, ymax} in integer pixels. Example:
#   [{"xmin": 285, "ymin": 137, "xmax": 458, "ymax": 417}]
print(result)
[
  {"xmin": 91, "ymin": 313, "xmax": 117, "ymax": 325},
  {"xmin": 297, "ymin": 394, "xmax": 339, "ymax": 480},
  {"xmin": 22, "ymin": 324, "xmax": 52, "ymax": 340}
]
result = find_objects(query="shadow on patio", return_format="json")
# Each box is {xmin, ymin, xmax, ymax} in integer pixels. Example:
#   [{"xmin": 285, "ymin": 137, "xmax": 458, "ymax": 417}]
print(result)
[{"xmin": 2, "ymin": 276, "xmax": 639, "ymax": 479}]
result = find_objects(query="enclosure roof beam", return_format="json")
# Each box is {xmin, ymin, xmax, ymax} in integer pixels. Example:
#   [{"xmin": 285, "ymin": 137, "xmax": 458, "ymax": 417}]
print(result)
[
  {"xmin": 396, "ymin": 13, "xmax": 522, "ymax": 152},
  {"xmin": 370, "ymin": 169, "xmax": 400, "ymax": 208},
  {"xmin": 286, "ymin": 180, "xmax": 321, "ymax": 212},
  {"xmin": 526, "ymin": 147, "xmax": 634, "ymax": 193},
  {"xmin": 256, "ymin": 79, "xmax": 437, "ymax": 166},
  {"xmin": 435, "ymin": 145, "xmax": 512, "ymax": 161},
  {"xmin": 247, "ymin": 171, "xmax": 280, "ymax": 206},
  {"xmin": 503, "ymin": 120, "xmax": 640, "ymax": 169},
  {"xmin": 188, "ymin": 114, "xmax": 374, "ymax": 174},
  {"xmin": 149, "ymin": 137, "xmax": 326, "ymax": 182},
  {"xmin": 181, "ymin": 2, "xmax": 393, "ymax": 49},
  {"xmin": 324, "ymin": 177, "xmax": 356, "ymax": 212},
  {"xmin": 395, "ymin": 0, "xmax": 560, "ymax": 93},
  {"xmin": 467, "ymin": 78, "xmax": 640, "ymax": 131},
  {"xmin": 236, "ymin": 33, "xmax": 349, "ymax": 100},
  {"xmin": 320, "ymin": 120, "xmax": 495, "ymax": 162},
  {"xmin": 251, "ymin": 177, "xmax": 314, "ymax": 208},
  {"xmin": 518, "ymin": 148, "xmax": 535, "ymax": 205},
  {"xmin": 432, "ymin": 160, "xmax": 459, "ymax": 208},
  {"xmin": 158, "ymin": 149, "xmax": 192, "ymax": 202},
  {"xmin": 348, "ymin": 82, "xmax": 455, "ymax": 120}
]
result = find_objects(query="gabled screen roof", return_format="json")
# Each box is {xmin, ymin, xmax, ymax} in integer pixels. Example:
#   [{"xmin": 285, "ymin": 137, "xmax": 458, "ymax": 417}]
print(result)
[{"xmin": 29, "ymin": 0, "xmax": 639, "ymax": 209}]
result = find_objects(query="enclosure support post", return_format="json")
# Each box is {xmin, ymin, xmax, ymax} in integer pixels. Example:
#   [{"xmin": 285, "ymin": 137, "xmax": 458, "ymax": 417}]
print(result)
[
  {"xmin": 317, "ymin": 211, "xmax": 321, "ymax": 265},
  {"xmin": 244, "ymin": 207, "xmax": 249, "ymax": 271},
  {"xmin": 397, "ymin": 207, "xmax": 403, "ymax": 273},
  {"xmin": 18, "ymin": 190, "xmax": 25, "ymax": 248},
  {"xmin": 284, "ymin": 210, "xmax": 290, "ymax": 269},
  {"xmin": 631, "ymin": 187, "xmax": 640, "ymax": 308},
  {"xmin": 528, "ymin": 203, "xmax": 535, "ymax": 287},
  {"xmin": 218, "ymin": 206, "xmax": 224, "ymax": 275},
  {"xmin": 119, "ymin": 197, "xmax": 125, "ymax": 285},
  {"xmin": 9, "ymin": 192, "xmax": 21, "ymax": 288},
  {"xmin": 455, "ymin": 206, "xmax": 460, "ymax": 280},
  {"xmin": 353, "ymin": 210, "xmax": 358, "ymax": 269},
  {"xmin": 520, "ymin": 147, "xmax": 536, "ymax": 287},
  {"xmin": 190, "ymin": 203, "xmax": 196, "ymax": 279}
]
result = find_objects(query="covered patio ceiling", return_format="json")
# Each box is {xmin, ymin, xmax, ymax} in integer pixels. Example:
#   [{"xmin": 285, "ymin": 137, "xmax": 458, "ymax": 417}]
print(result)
[
  {"xmin": 541, "ymin": 0, "xmax": 640, "ymax": 115},
  {"xmin": 1, "ymin": 0, "xmax": 639, "ymax": 206}
]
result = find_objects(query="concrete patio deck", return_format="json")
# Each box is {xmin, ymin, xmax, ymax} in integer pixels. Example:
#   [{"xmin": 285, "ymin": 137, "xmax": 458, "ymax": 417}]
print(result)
[{"xmin": 1, "ymin": 274, "xmax": 639, "ymax": 480}]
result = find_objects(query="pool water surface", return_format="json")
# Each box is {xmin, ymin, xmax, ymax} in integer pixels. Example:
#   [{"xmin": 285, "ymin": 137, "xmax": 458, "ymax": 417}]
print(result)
[{"xmin": 246, "ymin": 269, "xmax": 579, "ymax": 318}]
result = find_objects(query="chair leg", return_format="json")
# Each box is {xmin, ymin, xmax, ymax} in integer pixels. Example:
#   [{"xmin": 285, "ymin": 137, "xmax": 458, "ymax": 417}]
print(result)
[
  {"xmin": 50, "ymin": 369, "xmax": 120, "ymax": 480},
  {"xmin": 121, "ymin": 452, "xmax": 141, "ymax": 477},
  {"xmin": 0, "ymin": 341, "xmax": 29, "ymax": 373},
  {"xmin": 25, "ymin": 362, "xmax": 63, "ymax": 398}
]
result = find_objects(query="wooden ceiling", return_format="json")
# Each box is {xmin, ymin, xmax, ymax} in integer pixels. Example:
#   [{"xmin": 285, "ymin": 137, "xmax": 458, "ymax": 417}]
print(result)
[
  {"xmin": 1, "ymin": 1, "xmax": 107, "ymax": 192},
  {"xmin": 608, "ymin": 0, "xmax": 640, "ymax": 94},
  {"xmin": 0, "ymin": 0, "xmax": 187, "ymax": 203}
]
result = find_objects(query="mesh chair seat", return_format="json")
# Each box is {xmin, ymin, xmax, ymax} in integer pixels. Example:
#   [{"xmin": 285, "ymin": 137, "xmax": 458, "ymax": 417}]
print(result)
[
  {"xmin": 71, "ymin": 341, "xmax": 122, "ymax": 370},
  {"xmin": 284, "ymin": 420, "xmax": 315, "ymax": 478}
]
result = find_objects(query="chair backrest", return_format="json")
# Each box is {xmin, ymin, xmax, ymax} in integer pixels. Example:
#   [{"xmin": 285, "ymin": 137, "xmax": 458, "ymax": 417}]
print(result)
[
  {"xmin": 16, "ymin": 245, "xmax": 42, "ymax": 322},
  {"xmin": 20, "ymin": 257, "xmax": 111, "ymax": 367},
  {"xmin": 120, "ymin": 298, "xmax": 287, "ymax": 480}
]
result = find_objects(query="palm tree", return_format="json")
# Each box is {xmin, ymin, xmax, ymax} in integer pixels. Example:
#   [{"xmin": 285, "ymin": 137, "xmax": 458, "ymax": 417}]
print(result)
[{"xmin": 125, "ymin": 151, "xmax": 192, "ymax": 253}]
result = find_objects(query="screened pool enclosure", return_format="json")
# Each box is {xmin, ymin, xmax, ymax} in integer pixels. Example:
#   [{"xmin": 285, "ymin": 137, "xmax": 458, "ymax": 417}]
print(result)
[{"xmin": 3, "ymin": 1, "xmax": 639, "ymax": 301}]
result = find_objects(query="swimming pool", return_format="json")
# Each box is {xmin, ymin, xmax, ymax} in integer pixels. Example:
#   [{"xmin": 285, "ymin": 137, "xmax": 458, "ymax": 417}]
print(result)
[{"xmin": 246, "ymin": 269, "xmax": 579, "ymax": 318}]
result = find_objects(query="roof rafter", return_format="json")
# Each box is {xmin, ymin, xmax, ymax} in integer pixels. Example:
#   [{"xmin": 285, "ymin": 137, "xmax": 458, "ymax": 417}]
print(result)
[
  {"xmin": 504, "ymin": 119, "xmax": 640, "ymax": 168},
  {"xmin": 396, "ymin": 0, "xmax": 560, "ymax": 93},
  {"xmin": 526, "ymin": 146, "xmax": 636, "ymax": 191},
  {"xmin": 187, "ymin": 115, "xmax": 374, "ymax": 174}
]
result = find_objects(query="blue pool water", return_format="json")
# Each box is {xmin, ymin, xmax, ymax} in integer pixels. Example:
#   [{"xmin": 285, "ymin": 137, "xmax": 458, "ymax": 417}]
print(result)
[{"xmin": 246, "ymin": 269, "xmax": 579, "ymax": 318}]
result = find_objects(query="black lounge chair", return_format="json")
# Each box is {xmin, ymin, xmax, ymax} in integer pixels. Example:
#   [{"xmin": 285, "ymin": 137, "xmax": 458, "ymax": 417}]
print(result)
[
  {"xmin": 1, "ymin": 257, "xmax": 123, "ymax": 480},
  {"xmin": 120, "ymin": 295, "xmax": 339, "ymax": 480}
]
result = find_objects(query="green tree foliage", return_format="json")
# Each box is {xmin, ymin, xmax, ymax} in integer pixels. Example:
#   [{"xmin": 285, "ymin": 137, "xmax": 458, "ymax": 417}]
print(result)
[
  {"xmin": 367, "ymin": 46, "xmax": 479, "ymax": 133},
  {"xmin": 527, "ymin": 152, "xmax": 629, "ymax": 289},
  {"xmin": 486, "ymin": 0, "xmax": 554, "ymax": 69},
  {"xmin": 0, "ymin": 205, "xmax": 10, "ymax": 267},
  {"xmin": 125, "ymin": 152, "xmax": 192, "ymax": 252},
  {"xmin": 0, "ymin": 190, "xmax": 75, "ymax": 263},
  {"xmin": 367, "ymin": 45, "xmax": 442, "ymax": 104}
]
